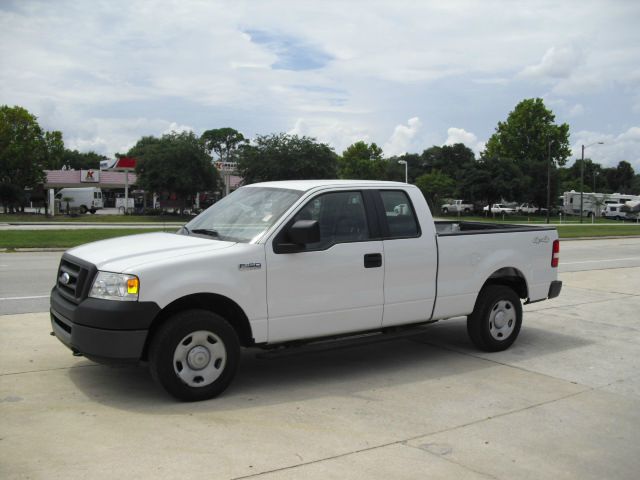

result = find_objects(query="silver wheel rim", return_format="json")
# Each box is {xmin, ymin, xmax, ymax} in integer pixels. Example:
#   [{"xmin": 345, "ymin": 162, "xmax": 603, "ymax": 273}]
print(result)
[
  {"xmin": 173, "ymin": 330, "xmax": 227, "ymax": 387},
  {"xmin": 488, "ymin": 300, "xmax": 516, "ymax": 341}
]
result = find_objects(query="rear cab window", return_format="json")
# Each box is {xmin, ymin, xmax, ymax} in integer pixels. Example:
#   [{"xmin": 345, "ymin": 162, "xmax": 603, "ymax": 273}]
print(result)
[{"xmin": 379, "ymin": 190, "xmax": 420, "ymax": 238}]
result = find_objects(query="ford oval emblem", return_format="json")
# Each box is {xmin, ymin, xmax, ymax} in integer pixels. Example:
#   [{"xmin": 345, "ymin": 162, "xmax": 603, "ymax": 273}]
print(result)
[{"xmin": 60, "ymin": 272, "xmax": 71, "ymax": 285}]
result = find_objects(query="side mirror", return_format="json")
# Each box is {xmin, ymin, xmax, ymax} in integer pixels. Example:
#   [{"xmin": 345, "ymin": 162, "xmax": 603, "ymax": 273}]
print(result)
[
  {"xmin": 288, "ymin": 219, "xmax": 320, "ymax": 245},
  {"xmin": 274, "ymin": 219, "xmax": 320, "ymax": 254}
]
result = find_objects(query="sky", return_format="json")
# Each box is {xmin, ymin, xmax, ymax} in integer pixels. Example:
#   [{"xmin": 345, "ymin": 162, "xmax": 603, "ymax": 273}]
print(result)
[{"xmin": 1, "ymin": 0, "xmax": 639, "ymax": 171}]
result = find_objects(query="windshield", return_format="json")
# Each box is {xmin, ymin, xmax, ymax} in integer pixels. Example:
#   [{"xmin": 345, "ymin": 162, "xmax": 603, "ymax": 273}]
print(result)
[{"xmin": 184, "ymin": 187, "xmax": 303, "ymax": 243}]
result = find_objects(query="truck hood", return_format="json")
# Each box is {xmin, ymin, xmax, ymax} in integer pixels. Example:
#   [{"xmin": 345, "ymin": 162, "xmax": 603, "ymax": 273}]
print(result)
[{"xmin": 67, "ymin": 232, "xmax": 235, "ymax": 272}]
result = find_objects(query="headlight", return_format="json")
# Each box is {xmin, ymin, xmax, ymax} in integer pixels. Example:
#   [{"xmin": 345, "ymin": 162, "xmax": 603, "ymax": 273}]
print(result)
[{"xmin": 89, "ymin": 271, "xmax": 139, "ymax": 301}]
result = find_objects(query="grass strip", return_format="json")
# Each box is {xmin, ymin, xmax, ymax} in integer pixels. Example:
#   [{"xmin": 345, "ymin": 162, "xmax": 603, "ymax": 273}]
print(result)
[
  {"xmin": 0, "ymin": 228, "xmax": 171, "ymax": 248},
  {"xmin": 556, "ymin": 225, "xmax": 640, "ymax": 238},
  {"xmin": 0, "ymin": 214, "xmax": 190, "ymax": 223}
]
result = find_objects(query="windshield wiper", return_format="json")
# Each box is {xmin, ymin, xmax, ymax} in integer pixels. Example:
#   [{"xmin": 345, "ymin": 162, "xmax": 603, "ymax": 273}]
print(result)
[
  {"xmin": 181, "ymin": 225, "xmax": 191, "ymax": 235},
  {"xmin": 191, "ymin": 228, "xmax": 220, "ymax": 238}
]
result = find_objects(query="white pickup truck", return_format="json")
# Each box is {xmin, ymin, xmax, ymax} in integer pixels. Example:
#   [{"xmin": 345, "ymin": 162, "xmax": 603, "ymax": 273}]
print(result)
[
  {"xmin": 50, "ymin": 180, "xmax": 562, "ymax": 401},
  {"xmin": 441, "ymin": 199, "xmax": 473, "ymax": 215}
]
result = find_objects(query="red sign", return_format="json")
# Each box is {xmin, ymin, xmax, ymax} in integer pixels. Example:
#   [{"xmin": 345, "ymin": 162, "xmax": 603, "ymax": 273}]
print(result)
[{"xmin": 115, "ymin": 157, "xmax": 137, "ymax": 169}]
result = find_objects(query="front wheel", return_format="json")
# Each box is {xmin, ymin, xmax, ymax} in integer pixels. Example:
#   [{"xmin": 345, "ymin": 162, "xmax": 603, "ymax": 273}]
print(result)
[
  {"xmin": 442, "ymin": 207, "xmax": 449, "ymax": 214},
  {"xmin": 149, "ymin": 310, "xmax": 240, "ymax": 401},
  {"xmin": 467, "ymin": 285, "xmax": 522, "ymax": 352}
]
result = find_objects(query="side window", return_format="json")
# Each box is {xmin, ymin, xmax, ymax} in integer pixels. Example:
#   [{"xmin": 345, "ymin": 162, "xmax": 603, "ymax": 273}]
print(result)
[
  {"xmin": 380, "ymin": 190, "xmax": 419, "ymax": 238},
  {"xmin": 292, "ymin": 191, "xmax": 369, "ymax": 250}
]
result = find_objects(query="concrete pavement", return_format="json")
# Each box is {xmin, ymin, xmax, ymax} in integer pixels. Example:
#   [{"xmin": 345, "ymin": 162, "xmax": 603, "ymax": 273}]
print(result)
[{"xmin": 1, "ymin": 266, "xmax": 639, "ymax": 479}]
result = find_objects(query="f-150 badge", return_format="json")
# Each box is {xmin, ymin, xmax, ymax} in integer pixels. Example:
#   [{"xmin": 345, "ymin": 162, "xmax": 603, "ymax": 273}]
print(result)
[{"xmin": 239, "ymin": 263, "xmax": 262, "ymax": 271}]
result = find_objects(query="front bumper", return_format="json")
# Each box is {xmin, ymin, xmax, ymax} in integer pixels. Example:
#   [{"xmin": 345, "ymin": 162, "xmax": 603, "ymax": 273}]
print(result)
[{"xmin": 50, "ymin": 288, "xmax": 160, "ymax": 363}]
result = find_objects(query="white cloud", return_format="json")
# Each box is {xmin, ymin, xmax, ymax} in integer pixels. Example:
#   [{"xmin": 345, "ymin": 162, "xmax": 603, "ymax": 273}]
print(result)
[
  {"xmin": 287, "ymin": 118, "xmax": 370, "ymax": 154},
  {"xmin": 568, "ymin": 104, "xmax": 585, "ymax": 117},
  {"xmin": 383, "ymin": 117, "xmax": 422, "ymax": 157},
  {"xmin": 444, "ymin": 127, "xmax": 485, "ymax": 156},
  {"xmin": 163, "ymin": 122, "xmax": 194, "ymax": 135},
  {"xmin": 520, "ymin": 45, "xmax": 583, "ymax": 79},
  {"xmin": 571, "ymin": 127, "xmax": 640, "ymax": 171}
]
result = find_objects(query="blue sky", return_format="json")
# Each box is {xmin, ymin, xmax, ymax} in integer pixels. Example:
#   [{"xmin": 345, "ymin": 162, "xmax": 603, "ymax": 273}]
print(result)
[{"xmin": 1, "ymin": 0, "xmax": 639, "ymax": 171}]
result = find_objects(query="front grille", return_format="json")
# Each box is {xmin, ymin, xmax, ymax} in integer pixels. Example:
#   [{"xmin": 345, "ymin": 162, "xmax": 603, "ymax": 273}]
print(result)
[{"xmin": 56, "ymin": 255, "xmax": 96, "ymax": 304}]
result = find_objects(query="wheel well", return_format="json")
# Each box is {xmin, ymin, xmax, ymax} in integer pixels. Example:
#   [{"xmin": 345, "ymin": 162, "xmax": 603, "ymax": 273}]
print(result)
[
  {"xmin": 483, "ymin": 267, "xmax": 528, "ymax": 299},
  {"xmin": 142, "ymin": 293, "xmax": 254, "ymax": 360}
]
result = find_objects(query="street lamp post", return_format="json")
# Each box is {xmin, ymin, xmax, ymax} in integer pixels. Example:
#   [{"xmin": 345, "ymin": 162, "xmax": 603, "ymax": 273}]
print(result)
[
  {"xmin": 398, "ymin": 160, "xmax": 408, "ymax": 183},
  {"xmin": 579, "ymin": 142, "xmax": 604, "ymax": 223},
  {"xmin": 546, "ymin": 140, "xmax": 554, "ymax": 224}
]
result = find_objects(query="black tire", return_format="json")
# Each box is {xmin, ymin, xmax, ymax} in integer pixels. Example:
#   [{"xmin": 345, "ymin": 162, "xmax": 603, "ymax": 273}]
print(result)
[
  {"xmin": 149, "ymin": 309, "xmax": 240, "ymax": 401},
  {"xmin": 79, "ymin": 205, "xmax": 88, "ymax": 214},
  {"xmin": 442, "ymin": 207, "xmax": 449, "ymax": 214},
  {"xmin": 464, "ymin": 208, "xmax": 470, "ymax": 214},
  {"xmin": 90, "ymin": 208, "xmax": 96, "ymax": 214},
  {"xmin": 467, "ymin": 285, "xmax": 522, "ymax": 352}
]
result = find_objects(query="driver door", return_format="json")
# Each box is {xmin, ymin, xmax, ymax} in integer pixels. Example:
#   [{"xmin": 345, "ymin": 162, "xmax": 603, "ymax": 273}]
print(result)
[{"xmin": 265, "ymin": 190, "xmax": 384, "ymax": 342}]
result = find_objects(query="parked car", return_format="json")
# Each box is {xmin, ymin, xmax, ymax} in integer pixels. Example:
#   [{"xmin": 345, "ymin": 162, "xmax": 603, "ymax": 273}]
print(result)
[
  {"xmin": 483, "ymin": 203, "xmax": 516, "ymax": 214},
  {"xmin": 441, "ymin": 199, "xmax": 474, "ymax": 215},
  {"xmin": 518, "ymin": 203, "xmax": 547, "ymax": 215},
  {"xmin": 51, "ymin": 180, "xmax": 561, "ymax": 401}
]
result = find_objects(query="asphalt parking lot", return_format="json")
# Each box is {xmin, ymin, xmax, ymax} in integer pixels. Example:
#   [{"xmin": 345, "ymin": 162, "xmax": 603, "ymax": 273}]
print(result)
[{"xmin": 1, "ymin": 240, "xmax": 640, "ymax": 479}]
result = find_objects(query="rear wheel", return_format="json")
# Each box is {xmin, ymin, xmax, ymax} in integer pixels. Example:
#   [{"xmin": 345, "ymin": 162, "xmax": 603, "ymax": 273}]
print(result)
[
  {"xmin": 149, "ymin": 309, "xmax": 240, "ymax": 401},
  {"xmin": 467, "ymin": 285, "xmax": 522, "ymax": 352},
  {"xmin": 79, "ymin": 205, "xmax": 88, "ymax": 214}
]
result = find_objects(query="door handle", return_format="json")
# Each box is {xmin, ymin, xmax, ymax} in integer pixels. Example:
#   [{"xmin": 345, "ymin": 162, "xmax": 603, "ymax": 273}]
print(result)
[{"xmin": 364, "ymin": 253, "xmax": 382, "ymax": 268}]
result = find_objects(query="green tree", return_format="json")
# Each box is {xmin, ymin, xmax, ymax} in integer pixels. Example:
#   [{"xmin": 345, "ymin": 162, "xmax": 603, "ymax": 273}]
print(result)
[
  {"xmin": 483, "ymin": 98, "xmax": 571, "ymax": 206},
  {"xmin": 338, "ymin": 141, "xmax": 386, "ymax": 180},
  {"xmin": 461, "ymin": 156, "xmax": 526, "ymax": 207},
  {"xmin": 613, "ymin": 161, "xmax": 635, "ymax": 193},
  {"xmin": 631, "ymin": 174, "xmax": 640, "ymax": 194},
  {"xmin": 0, "ymin": 105, "xmax": 48, "ymax": 212},
  {"xmin": 43, "ymin": 131, "xmax": 65, "ymax": 170},
  {"xmin": 201, "ymin": 127, "xmax": 248, "ymax": 163},
  {"xmin": 415, "ymin": 170, "xmax": 455, "ymax": 212},
  {"xmin": 58, "ymin": 149, "xmax": 106, "ymax": 170},
  {"xmin": 129, "ymin": 131, "xmax": 219, "ymax": 207},
  {"xmin": 237, "ymin": 133, "xmax": 338, "ymax": 184}
]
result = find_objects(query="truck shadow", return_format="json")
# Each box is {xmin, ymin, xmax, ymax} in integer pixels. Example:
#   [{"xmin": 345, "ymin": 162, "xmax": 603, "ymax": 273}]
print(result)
[{"xmin": 67, "ymin": 318, "xmax": 592, "ymax": 413}]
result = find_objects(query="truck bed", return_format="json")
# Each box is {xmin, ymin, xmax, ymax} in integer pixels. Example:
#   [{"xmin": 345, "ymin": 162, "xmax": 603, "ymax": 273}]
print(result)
[{"xmin": 435, "ymin": 220, "xmax": 556, "ymax": 236}]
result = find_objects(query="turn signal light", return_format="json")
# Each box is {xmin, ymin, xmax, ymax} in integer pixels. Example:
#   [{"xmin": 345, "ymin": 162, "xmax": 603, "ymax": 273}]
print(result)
[
  {"xmin": 551, "ymin": 239, "xmax": 560, "ymax": 268},
  {"xmin": 127, "ymin": 277, "xmax": 139, "ymax": 294}
]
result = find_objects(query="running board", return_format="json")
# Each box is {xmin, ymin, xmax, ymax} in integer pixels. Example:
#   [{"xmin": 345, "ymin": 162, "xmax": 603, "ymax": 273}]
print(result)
[{"xmin": 255, "ymin": 321, "xmax": 439, "ymax": 360}]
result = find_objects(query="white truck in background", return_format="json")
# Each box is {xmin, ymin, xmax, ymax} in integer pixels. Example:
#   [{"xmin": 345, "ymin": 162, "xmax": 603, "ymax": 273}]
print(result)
[
  {"xmin": 50, "ymin": 180, "xmax": 562, "ymax": 401},
  {"xmin": 441, "ymin": 199, "xmax": 473, "ymax": 214},
  {"xmin": 483, "ymin": 203, "xmax": 516, "ymax": 215},
  {"xmin": 55, "ymin": 187, "xmax": 104, "ymax": 214}
]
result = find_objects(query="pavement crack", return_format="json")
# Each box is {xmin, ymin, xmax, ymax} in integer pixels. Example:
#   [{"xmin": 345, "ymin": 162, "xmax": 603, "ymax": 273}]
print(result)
[
  {"xmin": 402, "ymin": 441, "xmax": 500, "ymax": 480},
  {"xmin": 0, "ymin": 364, "xmax": 99, "ymax": 377},
  {"xmin": 229, "ymin": 389, "xmax": 588, "ymax": 480}
]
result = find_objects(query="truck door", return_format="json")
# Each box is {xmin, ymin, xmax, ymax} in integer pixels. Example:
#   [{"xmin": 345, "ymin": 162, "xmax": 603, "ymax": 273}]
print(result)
[
  {"xmin": 376, "ymin": 190, "xmax": 438, "ymax": 327},
  {"xmin": 265, "ymin": 190, "xmax": 384, "ymax": 342}
]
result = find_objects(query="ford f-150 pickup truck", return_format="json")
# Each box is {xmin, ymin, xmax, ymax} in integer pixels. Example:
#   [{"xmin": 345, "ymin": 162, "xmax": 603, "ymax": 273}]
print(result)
[{"xmin": 50, "ymin": 180, "xmax": 562, "ymax": 401}]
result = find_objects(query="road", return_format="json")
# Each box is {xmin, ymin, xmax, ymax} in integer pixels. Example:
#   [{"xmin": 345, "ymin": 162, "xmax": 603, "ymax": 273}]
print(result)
[{"xmin": 1, "ymin": 237, "xmax": 639, "ymax": 316}]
